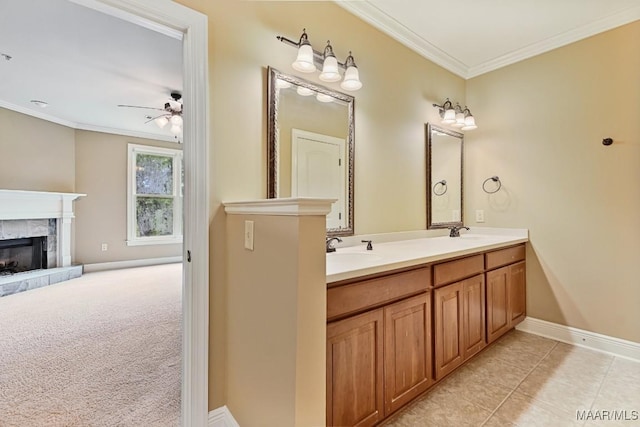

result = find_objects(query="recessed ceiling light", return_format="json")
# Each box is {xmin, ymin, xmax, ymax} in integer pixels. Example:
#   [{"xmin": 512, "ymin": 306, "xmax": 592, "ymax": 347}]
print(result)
[{"xmin": 30, "ymin": 100, "xmax": 49, "ymax": 108}]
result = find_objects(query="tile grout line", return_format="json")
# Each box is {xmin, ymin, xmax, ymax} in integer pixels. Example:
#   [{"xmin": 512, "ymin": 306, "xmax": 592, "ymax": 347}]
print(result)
[
  {"xmin": 581, "ymin": 355, "xmax": 616, "ymax": 427},
  {"xmin": 479, "ymin": 340, "xmax": 559, "ymax": 427}
]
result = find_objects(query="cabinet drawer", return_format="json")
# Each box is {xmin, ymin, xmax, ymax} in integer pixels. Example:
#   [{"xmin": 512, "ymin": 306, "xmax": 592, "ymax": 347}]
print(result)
[
  {"xmin": 486, "ymin": 244, "xmax": 525, "ymax": 270},
  {"xmin": 434, "ymin": 255, "xmax": 483, "ymax": 287},
  {"xmin": 327, "ymin": 267, "xmax": 431, "ymax": 321}
]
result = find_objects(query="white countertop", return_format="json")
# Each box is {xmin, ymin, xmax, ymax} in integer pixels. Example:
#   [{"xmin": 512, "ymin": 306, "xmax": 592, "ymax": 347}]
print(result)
[{"xmin": 326, "ymin": 228, "xmax": 528, "ymax": 283}]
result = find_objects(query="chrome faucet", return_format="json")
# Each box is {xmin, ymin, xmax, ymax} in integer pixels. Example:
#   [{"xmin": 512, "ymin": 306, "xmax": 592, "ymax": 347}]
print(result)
[
  {"xmin": 326, "ymin": 237, "xmax": 342, "ymax": 253},
  {"xmin": 448, "ymin": 226, "xmax": 470, "ymax": 237},
  {"xmin": 361, "ymin": 240, "xmax": 373, "ymax": 250}
]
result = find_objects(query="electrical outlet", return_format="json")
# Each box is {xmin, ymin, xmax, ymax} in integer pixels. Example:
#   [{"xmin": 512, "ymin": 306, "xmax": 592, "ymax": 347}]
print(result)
[
  {"xmin": 101, "ymin": 243, "xmax": 108, "ymax": 251},
  {"xmin": 244, "ymin": 220, "xmax": 254, "ymax": 250},
  {"xmin": 475, "ymin": 210, "xmax": 485, "ymax": 223}
]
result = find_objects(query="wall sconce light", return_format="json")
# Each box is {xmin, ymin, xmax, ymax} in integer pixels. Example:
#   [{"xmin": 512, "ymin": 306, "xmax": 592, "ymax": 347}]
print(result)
[
  {"xmin": 277, "ymin": 29, "xmax": 363, "ymax": 91},
  {"xmin": 433, "ymin": 98, "xmax": 477, "ymax": 130}
]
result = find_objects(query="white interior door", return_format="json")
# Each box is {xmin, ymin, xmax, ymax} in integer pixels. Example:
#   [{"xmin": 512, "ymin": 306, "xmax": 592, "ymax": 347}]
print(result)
[{"xmin": 291, "ymin": 129, "xmax": 346, "ymax": 229}]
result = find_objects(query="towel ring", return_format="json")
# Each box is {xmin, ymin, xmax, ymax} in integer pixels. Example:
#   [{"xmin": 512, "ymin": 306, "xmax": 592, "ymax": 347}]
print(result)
[
  {"xmin": 433, "ymin": 179, "xmax": 447, "ymax": 196},
  {"xmin": 482, "ymin": 176, "xmax": 501, "ymax": 194}
]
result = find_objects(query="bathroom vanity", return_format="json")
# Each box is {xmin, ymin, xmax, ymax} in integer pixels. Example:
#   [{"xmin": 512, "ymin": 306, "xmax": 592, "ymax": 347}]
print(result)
[{"xmin": 326, "ymin": 230, "xmax": 527, "ymax": 426}]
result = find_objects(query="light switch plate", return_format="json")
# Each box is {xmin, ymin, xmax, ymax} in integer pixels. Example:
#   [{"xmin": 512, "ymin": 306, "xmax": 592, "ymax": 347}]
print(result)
[
  {"xmin": 475, "ymin": 210, "xmax": 485, "ymax": 223},
  {"xmin": 244, "ymin": 220, "xmax": 254, "ymax": 250}
]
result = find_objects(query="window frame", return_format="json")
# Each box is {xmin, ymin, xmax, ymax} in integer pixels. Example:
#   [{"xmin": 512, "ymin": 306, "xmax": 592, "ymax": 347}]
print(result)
[{"xmin": 127, "ymin": 143, "xmax": 183, "ymax": 246}]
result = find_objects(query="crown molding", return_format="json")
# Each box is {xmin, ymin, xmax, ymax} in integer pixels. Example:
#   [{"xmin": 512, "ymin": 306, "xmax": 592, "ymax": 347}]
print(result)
[
  {"xmin": 0, "ymin": 100, "xmax": 178, "ymax": 143},
  {"xmin": 467, "ymin": 5, "xmax": 640, "ymax": 78},
  {"xmin": 335, "ymin": 1, "xmax": 640, "ymax": 80},
  {"xmin": 334, "ymin": 1, "xmax": 468, "ymax": 78}
]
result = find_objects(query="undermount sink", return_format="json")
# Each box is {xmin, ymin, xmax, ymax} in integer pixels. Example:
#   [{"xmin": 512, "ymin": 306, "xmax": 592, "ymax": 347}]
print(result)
[{"xmin": 326, "ymin": 251, "xmax": 384, "ymax": 264}]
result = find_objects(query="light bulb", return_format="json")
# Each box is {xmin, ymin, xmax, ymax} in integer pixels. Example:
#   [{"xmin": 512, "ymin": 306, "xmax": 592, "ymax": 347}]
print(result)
[
  {"xmin": 170, "ymin": 124, "xmax": 182, "ymax": 135},
  {"xmin": 453, "ymin": 112, "xmax": 465, "ymax": 127},
  {"xmin": 461, "ymin": 115, "xmax": 477, "ymax": 130},
  {"xmin": 316, "ymin": 93, "xmax": 334, "ymax": 103}
]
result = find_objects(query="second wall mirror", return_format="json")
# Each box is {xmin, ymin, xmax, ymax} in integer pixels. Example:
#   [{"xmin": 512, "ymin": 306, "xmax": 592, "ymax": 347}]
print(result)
[
  {"xmin": 426, "ymin": 123, "xmax": 463, "ymax": 229},
  {"xmin": 267, "ymin": 67, "xmax": 355, "ymax": 236}
]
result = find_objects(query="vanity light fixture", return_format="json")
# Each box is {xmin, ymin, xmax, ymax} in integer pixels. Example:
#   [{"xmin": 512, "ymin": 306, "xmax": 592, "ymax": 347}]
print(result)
[
  {"xmin": 433, "ymin": 98, "xmax": 478, "ymax": 131},
  {"xmin": 277, "ymin": 29, "xmax": 363, "ymax": 91}
]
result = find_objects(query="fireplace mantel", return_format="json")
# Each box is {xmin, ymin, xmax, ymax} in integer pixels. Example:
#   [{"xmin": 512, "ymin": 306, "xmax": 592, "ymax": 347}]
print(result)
[
  {"xmin": 0, "ymin": 190, "xmax": 85, "ymax": 267},
  {"xmin": 0, "ymin": 190, "xmax": 86, "ymax": 221}
]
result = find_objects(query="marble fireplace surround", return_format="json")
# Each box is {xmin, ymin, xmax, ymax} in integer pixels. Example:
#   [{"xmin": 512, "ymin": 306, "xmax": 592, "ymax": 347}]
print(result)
[{"xmin": 0, "ymin": 190, "xmax": 85, "ymax": 297}]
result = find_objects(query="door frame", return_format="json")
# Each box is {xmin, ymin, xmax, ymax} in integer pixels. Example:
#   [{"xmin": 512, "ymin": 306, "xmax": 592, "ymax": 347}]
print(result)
[{"xmin": 70, "ymin": 1, "xmax": 210, "ymax": 425}]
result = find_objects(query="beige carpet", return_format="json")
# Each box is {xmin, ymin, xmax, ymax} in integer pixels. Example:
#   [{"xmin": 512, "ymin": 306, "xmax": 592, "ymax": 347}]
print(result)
[{"xmin": 0, "ymin": 263, "xmax": 182, "ymax": 427}]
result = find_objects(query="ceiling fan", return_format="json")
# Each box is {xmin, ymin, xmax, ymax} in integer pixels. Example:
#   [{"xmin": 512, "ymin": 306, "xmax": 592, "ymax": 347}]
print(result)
[{"xmin": 118, "ymin": 92, "xmax": 184, "ymax": 136}]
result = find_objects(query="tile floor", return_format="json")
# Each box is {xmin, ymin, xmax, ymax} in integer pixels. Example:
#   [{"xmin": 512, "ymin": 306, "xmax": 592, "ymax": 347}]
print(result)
[{"xmin": 381, "ymin": 330, "xmax": 640, "ymax": 427}]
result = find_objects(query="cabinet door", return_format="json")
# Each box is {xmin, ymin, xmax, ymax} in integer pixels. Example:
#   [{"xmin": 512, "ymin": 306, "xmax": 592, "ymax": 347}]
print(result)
[
  {"xmin": 434, "ymin": 282, "xmax": 463, "ymax": 380},
  {"xmin": 462, "ymin": 274, "xmax": 486, "ymax": 359},
  {"xmin": 327, "ymin": 309, "xmax": 384, "ymax": 427},
  {"xmin": 486, "ymin": 266, "xmax": 510, "ymax": 344},
  {"xmin": 509, "ymin": 261, "xmax": 526, "ymax": 326},
  {"xmin": 383, "ymin": 293, "xmax": 433, "ymax": 415}
]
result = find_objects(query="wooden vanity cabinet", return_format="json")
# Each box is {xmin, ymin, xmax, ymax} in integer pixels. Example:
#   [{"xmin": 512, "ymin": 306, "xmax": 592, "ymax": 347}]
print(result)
[
  {"xmin": 327, "ymin": 309, "xmax": 384, "ymax": 427},
  {"xmin": 486, "ymin": 245, "xmax": 526, "ymax": 343},
  {"xmin": 383, "ymin": 293, "xmax": 432, "ymax": 415},
  {"xmin": 327, "ymin": 267, "xmax": 431, "ymax": 426},
  {"xmin": 433, "ymin": 254, "xmax": 486, "ymax": 380}
]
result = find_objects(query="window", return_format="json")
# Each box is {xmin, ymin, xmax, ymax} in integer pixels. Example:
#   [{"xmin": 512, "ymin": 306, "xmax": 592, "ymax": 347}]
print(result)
[{"xmin": 127, "ymin": 144, "xmax": 183, "ymax": 246}]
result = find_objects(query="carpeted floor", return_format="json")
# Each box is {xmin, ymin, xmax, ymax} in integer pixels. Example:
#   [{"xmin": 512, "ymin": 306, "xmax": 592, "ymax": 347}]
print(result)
[{"xmin": 0, "ymin": 263, "xmax": 182, "ymax": 427}]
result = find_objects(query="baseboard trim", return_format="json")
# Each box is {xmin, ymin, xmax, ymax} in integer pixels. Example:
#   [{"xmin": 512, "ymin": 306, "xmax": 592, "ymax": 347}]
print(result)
[
  {"xmin": 82, "ymin": 256, "xmax": 183, "ymax": 273},
  {"xmin": 208, "ymin": 406, "xmax": 240, "ymax": 427},
  {"xmin": 517, "ymin": 317, "xmax": 640, "ymax": 362}
]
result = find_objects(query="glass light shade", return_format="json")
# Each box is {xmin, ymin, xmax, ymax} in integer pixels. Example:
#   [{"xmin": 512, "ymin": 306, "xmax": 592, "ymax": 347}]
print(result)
[
  {"xmin": 170, "ymin": 114, "xmax": 183, "ymax": 126},
  {"xmin": 170, "ymin": 124, "xmax": 182, "ymax": 135},
  {"xmin": 319, "ymin": 56, "xmax": 341, "ymax": 82},
  {"xmin": 316, "ymin": 93, "xmax": 334, "ymax": 103},
  {"xmin": 168, "ymin": 99, "xmax": 182, "ymax": 111},
  {"xmin": 154, "ymin": 116, "xmax": 169, "ymax": 128},
  {"xmin": 442, "ymin": 108, "xmax": 456, "ymax": 124},
  {"xmin": 452, "ymin": 112, "xmax": 465, "ymax": 127},
  {"xmin": 296, "ymin": 86, "xmax": 314, "ymax": 96},
  {"xmin": 275, "ymin": 79, "xmax": 292, "ymax": 89},
  {"xmin": 461, "ymin": 115, "xmax": 477, "ymax": 130},
  {"xmin": 292, "ymin": 44, "xmax": 316, "ymax": 73},
  {"xmin": 340, "ymin": 66, "xmax": 362, "ymax": 91}
]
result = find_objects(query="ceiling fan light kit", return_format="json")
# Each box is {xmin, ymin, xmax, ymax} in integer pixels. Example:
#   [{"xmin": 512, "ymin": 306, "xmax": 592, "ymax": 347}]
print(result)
[{"xmin": 118, "ymin": 92, "xmax": 183, "ymax": 139}]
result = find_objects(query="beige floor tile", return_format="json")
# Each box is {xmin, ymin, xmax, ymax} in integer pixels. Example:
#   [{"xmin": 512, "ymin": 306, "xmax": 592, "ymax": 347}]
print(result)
[
  {"xmin": 381, "ymin": 385, "xmax": 492, "ymax": 427},
  {"xmin": 462, "ymin": 350, "xmax": 532, "ymax": 390},
  {"xmin": 494, "ymin": 390, "xmax": 583, "ymax": 427},
  {"xmin": 538, "ymin": 343, "xmax": 613, "ymax": 378},
  {"xmin": 493, "ymin": 330, "xmax": 558, "ymax": 356},
  {"xmin": 606, "ymin": 357, "xmax": 640, "ymax": 383},
  {"xmin": 581, "ymin": 408, "xmax": 640, "ymax": 427},
  {"xmin": 482, "ymin": 413, "xmax": 518, "ymax": 427},
  {"xmin": 516, "ymin": 365, "xmax": 600, "ymax": 414},
  {"xmin": 591, "ymin": 365, "xmax": 640, "ymax": 411},
  {"xmin": 438, "ymin": 364, "xmax": 513, "ymax": 411}
]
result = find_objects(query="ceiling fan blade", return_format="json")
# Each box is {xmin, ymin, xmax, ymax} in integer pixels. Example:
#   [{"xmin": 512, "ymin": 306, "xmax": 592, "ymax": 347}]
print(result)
[
  {"xmin": 145, "ymin": 114, "xmax": 170, "ymax": 124},
  {"xmin": 117, "ymin": 104, "xmax": 166, "ymax": 111}
]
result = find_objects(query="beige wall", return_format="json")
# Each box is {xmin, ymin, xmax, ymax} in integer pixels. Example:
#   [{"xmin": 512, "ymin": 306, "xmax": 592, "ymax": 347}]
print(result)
[
  {"xmin": 74, "ymin": 130, "xmax": 182, "ymax": 265},
  {"xmin": 0, "ymin": 108, "xmax": 76, "ymax": 192},
  {"xmin": 226, "ymin": 212, "xmax": 326, "ymax": 426},
  {"xmin": 0, "ymin": 107, "xmax": 182, "ymax": 265},
  {"xmin": 465, "ymin": 21, "xmax": 640, "ymax": 342}
]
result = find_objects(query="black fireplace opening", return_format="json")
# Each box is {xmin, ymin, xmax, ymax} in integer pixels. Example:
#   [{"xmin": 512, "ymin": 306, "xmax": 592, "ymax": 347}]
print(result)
[{"xmin": 0, "ymin": 237, "xmax": 48, "ymax": 275}]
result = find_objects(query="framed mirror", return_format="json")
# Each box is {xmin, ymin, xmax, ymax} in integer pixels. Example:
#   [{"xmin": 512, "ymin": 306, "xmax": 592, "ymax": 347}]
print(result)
[
  {"xmin": 267, "ymin": 67, "xmax": 355, "ymax": 236},
  {"xmin": 426, "ymin": 123, "xmax": 463, "ymax": 229}
]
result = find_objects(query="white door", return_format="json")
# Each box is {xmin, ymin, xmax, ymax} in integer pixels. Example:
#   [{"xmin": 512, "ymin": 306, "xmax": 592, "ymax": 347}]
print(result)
[{"xmin": 292, "ymin": 129, "xmax": 346, "ymax": 229}]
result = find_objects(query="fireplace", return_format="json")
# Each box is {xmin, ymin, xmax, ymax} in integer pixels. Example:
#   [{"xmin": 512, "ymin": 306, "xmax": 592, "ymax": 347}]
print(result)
[
  {"xmin": 0, "ymin": 190, "xmax": 85, "ymax": 297},
  {"xmin": 0, "ymin": 236, "xmax": 48, "ymax": 275}
]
